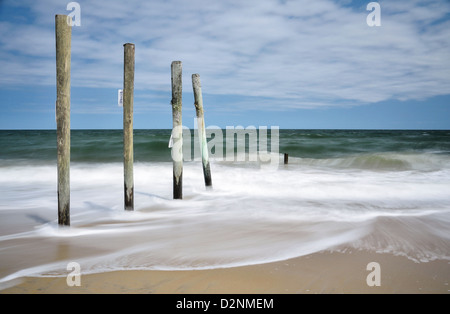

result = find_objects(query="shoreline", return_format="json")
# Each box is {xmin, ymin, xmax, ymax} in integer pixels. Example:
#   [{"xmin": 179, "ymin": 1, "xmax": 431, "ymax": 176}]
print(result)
[{"xmin": 1, "ymin": 249, "xmax": 449, "ymax": 294}]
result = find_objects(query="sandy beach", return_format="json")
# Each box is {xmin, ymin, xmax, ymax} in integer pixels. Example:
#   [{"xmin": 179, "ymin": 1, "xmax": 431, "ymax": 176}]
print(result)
[{"xmin": 1, "ymin": 249, "xmax": 449, "ymax": 294}]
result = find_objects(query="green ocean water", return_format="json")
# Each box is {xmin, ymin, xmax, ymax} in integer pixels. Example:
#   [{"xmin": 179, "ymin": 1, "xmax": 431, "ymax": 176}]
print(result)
[{"xmin": 1, "ymin": 129, "xmax": 449, "ymax": 166}]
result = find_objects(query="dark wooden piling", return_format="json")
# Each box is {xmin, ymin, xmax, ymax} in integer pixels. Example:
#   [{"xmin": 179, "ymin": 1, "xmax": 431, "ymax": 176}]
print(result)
[
  {"xmin": 192, "ymin": 74, "xmax": 212, "ymax": 188},
  {"xmin": 171, "ymin": 61, "xmax": 183, "ymax": 199},
  {"xmin": 55, "ymin": 15, "xmax": 71, "ymax": 226},
  {"xmin": 123, "ymin": 43, "xmax": 135, "ymax": 210},
  {"xmin": 284, "ymin": 153, "xmax": 289, "ymax": 165}
]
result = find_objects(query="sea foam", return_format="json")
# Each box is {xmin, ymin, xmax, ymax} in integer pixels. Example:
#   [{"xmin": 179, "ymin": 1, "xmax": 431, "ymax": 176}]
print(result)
[{"xmin": 1, "ymin": 159, "xmax": 449, "ymax": 287}]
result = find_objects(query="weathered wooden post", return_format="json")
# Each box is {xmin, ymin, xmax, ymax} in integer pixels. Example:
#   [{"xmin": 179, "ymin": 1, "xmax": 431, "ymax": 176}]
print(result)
[
  {"xmin": 171, "ymin": 61, "xmax": 183, "ymax": 199},
  {"xmin": 55, "ymin": 15, "xmax": 71, "ymax": 226},
  {"xmin": 284, "ymin": 153, "xmax": 289, "ymax": 165},
  {"xmin": 192, "ymin": 74, "xmax": 212, "ymax": 188},
  {"xmin": 123, "ymin": 43, "xmax": 135, "ymax": 210}
]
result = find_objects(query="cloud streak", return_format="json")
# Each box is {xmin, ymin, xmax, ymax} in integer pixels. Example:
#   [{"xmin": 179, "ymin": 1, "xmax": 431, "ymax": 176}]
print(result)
[{"xmin": 1, "ymin": 0, "xmax": 449, "ymax": 111}]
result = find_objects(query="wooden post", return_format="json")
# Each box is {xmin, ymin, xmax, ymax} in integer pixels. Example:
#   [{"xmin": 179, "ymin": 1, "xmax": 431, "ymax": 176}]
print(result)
[
  {"xmin": 192, "ymin": 74, "xmax": 212, "ymax": 188},
  {"xmin": 284, "ymin": 153, "xmax": 289, "ymax": 165},
  {"xmin": 123, "ymin": 43, "xmax": 135, "ymax": 210},
  {"xmin": 171, "ymin": 61, "xmax": 183, "ymax": 199},
  {"xmin": 55, "ymin": 15, "xmax": 71, "ymax": 226}
]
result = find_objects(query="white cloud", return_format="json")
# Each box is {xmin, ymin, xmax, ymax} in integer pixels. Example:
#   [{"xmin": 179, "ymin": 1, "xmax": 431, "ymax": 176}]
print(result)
[{"xmin": 0, "ymin": 0, "xmax": 449, "ymax": 110}]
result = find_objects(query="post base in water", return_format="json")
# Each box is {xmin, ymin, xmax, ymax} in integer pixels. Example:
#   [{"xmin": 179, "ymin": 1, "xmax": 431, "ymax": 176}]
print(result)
[
  {"xmin": 173, "ymin": 173, "xmax": 183, "ymax": 199},
  {"xmin": 124, "ymin": 185, "xmax": 134, "ymax": 211}
]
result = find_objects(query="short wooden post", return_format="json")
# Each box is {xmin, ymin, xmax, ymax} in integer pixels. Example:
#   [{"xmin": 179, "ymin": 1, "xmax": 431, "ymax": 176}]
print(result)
[
  {"xmin": 123, "ymin": 43, "xmax": 135, "ymax": 210},
  {"xmin": 55, "ymin": 15, "xmax": 71, "ymax": 226},
  {"xmin": 284, "ymin": 153, "xmax": 289, "ymax": 165},
  {"xmin": 171, "ymin": 61, "xmax": 183, "ymax": 199},
  {"xmin": 192, "ymin": 74, "xmax": 212, "ymax": 188}
]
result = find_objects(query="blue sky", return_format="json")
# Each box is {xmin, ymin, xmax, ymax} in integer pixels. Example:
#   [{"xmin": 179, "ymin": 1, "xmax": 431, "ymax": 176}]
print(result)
[{"xmin": 0, "ymin": 0, "xmax": 449, "ymax": 130}]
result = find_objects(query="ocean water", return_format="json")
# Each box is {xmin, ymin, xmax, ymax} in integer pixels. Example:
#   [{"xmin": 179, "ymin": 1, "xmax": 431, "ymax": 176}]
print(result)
[{"xmin": 0, "ymin": 129, "xmax": 449, "ymax": 286}]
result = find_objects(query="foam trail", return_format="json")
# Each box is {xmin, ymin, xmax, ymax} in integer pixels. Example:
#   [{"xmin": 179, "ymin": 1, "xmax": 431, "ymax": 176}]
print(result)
[{"xmin": 1, "ymin": 149, "xmax": 450, "ymax": 286}]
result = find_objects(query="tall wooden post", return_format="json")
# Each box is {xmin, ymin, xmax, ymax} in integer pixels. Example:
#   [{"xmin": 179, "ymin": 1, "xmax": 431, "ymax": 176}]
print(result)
[
  {"xmin": 55, "ymin": 15, "xmax": 71, "ymax": 226},
  {"xmin": 192, "ymin": 74, "xmax": 212, "ymax": 188},
  {"xmin": 123, "ymin": 43, "xmax": 135, "ymax": 210},
  {"xmin": 171, "ymin": 61, "xmax": 183, "ymax": 199}
]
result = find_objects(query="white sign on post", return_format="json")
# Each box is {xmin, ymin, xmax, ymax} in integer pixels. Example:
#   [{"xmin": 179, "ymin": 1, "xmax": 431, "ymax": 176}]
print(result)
[{"xmin": 118, "ymin": 89, "xmax": 123, "ymax": 107}]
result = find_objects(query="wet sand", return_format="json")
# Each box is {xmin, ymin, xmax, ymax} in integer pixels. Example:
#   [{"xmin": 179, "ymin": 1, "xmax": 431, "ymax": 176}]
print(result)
[{"xmin": 1, "ymin": 249, "xmax": 449, "ymax": 294}]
